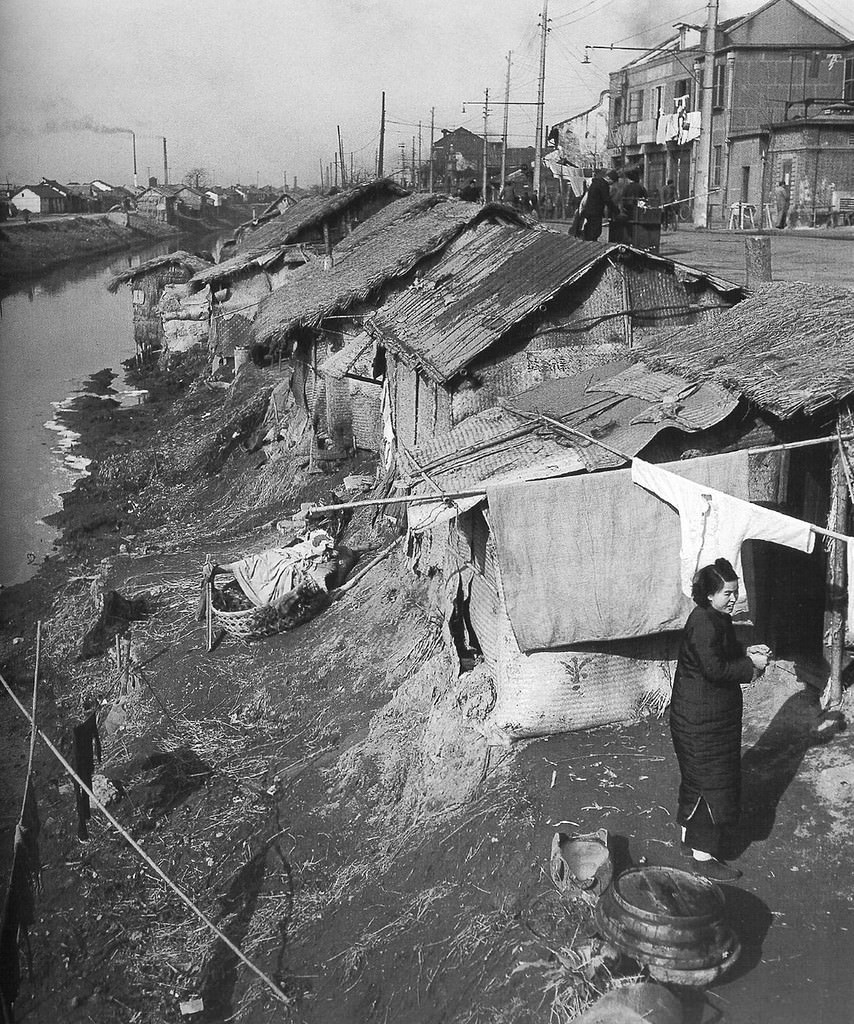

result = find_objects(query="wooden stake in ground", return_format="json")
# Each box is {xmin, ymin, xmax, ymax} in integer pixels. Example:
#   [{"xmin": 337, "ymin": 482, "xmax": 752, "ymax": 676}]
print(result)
[
  {"xmin": 824, "ymin": 432, "xmax": 852, "ymax": 708},
  {"xmin": 744, "ymin": 235, "xmax": 772, "ymax": 287},
  {"xmin": 204, "ymin": 555, "xmax": 214, "ymax": 653}
]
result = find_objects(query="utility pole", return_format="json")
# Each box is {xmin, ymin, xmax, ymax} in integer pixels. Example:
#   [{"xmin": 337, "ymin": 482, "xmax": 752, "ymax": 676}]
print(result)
[
  {"xmin": 693, "ymin": 0, "xmax": 719, "ymax": 227},
  {"xmin": 337, "ymin": 125, "xmax": 347, "ymax": 187},
  {"xmin": 429, "ymin": 106, "xmax": 435, "ymax": 193},
  {"xmin": 418, "ymin": 121, "xmax": 423, "ymax": 192},
  {"xmin": 131, "ymin": 131, "xmax": 138, "ymax": 190},
  {"xmin": 411, "ymin": 136, "xmax": 417, "ymax": 191},
  {"xmin": 533, "ymin": 1, "xmax": 550, "ymax": 200},
  {"xmin": 378, "ymin": 91, "xmax": 386, "ymax": 178},
  {"xmin": 162, "ymin": 137, "xmax": 169, "ymax": 185},
  {"xmin": 334, "ymin": 152, "xmax": 339, "ymax": 188},
  {"xmin": 500, "ymin": 51, "xmax": 512, "ymax": 196},
  {"xmin": 319, "ymin": 158, "xmax": 324, "ymax": 189},
  {"xmin": 398, "ymin": 142, "xmax": 406, "ymax": 184},
  {"xmin": 482, "ymin": 89, "xmax": 490, "ymax": 202},
  {"xmin": 350, "ymin": 151, "xmax": 354, "ymax": 182}
]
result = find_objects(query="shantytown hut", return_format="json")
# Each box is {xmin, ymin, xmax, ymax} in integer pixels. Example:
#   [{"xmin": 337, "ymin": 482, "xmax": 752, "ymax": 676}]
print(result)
[
  {"xmin": 366, "ymin": 228, "xmax": 743, "ymax": 464},
  {"xmin": 248, "ymin": 194, "xmax": 531, "ymax": 462},
  {"xmin": 108, "ymin": 251, "xmax": 213, "ymax": 363},
  {"xmin": 398, "ymin": 282, "xmax": 853, "ymax": 741},
  {"xmin": 188, "ymin": 180, "xmax": 410, "ymax": 365}
]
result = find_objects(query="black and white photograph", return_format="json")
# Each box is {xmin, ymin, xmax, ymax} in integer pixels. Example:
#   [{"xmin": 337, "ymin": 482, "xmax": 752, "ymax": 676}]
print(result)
[{"xmin": 1, "ymin": 1, "xmax": 852, "ymax": 1021}]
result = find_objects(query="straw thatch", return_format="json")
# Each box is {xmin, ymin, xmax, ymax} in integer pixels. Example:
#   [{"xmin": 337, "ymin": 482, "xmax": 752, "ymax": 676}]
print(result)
[
  {"xmin": 235, "ymin": 179, "xmax": 408, "ymax": 254},
  {"xmin": 252, "ymin": 195, "xmax": 527, "ymax": 349},
  {"xmin": 188, "ymin": 180, "xmax": 409, "ymax": 292},
  {"xmin": 639, "ymin": 282, "xmax": 854, "ymax": 419},
  {"xmin": 108, "ymin": 252, "xmax": 212, "ymax": 293}
]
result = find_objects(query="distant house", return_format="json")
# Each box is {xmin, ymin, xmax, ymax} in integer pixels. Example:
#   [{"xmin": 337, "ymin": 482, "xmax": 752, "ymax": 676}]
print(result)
[
  {"xmin": 12, "ymin": 183, "xmax": 67, "ymax": 215},
  {"xmin": 134, "ymin": 183, "xmax": 206, "ymax": 223},
  {"xmin": 108, "ymin": 251, "xmax": 213, "ymax": 362},
  {"xmin": 429, "ymin": 126, "xmax": 535, "ymax": 195}
]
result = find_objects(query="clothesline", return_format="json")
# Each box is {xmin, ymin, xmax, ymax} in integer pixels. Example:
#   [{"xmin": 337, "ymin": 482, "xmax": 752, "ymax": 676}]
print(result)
[
  {"xmin": 303, "ymin": 431, "xmax": 854, "ymax": 546},
  {"xmin": 0, "ymin": 670, "xmax": 292, "ymax": 1008}
]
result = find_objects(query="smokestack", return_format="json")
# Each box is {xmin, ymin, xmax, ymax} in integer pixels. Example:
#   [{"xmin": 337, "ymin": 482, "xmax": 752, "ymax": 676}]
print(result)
[
  {"xmin": 131, "ymin": 131, "xmax": 138, "ymax": 189},
  {"xmin": 162, "ymin": 137, "xmax": 168, "ymax": 185}
]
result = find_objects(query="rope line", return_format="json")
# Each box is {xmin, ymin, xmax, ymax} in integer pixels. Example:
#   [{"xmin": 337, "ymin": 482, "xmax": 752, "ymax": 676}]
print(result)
[{"xmin": 0, "ymin": 669, "xmax": 291, "ymax": 1008}]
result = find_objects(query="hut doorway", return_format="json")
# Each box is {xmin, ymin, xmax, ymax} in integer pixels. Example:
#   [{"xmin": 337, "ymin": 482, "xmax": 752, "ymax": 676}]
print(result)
[{"xmin": 747, "ymin": 445, "xmax": 831, "ymax": 658}]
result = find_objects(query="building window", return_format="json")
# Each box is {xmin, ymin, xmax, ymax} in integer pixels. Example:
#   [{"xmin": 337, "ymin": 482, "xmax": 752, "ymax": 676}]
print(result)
[
  {"xmin": 845, "ymin": 58, "xmax": 854, "ymax": 102},
  {"xmin": 628, "ymin": 90, "xmax": 644, "ymax": 122},
  {"xmin": 674, "ymin": 79, "xmax": 691, "ymax": 109},
  {"xmin": 654, "ymin": 85, "xmax": 664, "ymax": 118},
  {"xmin": 712, "ymin": 145, "xmax": 723, "ymax": 188},
  {"xmin": 713, "ymin": 64, "xmax": 726, "ymax": 107},
  {"xmin": 613, "ymin": 96, "xmax": 624, "ymax": 123}
]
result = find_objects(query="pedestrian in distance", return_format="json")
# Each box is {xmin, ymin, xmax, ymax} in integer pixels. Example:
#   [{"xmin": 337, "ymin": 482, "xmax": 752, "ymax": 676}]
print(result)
[
  {"xmin": 669, "ymin": 558, "xmax": 770, "ymax": 882},
  {"xmin": 661, "ymin": 178, "xmax": 678, "ymax": 231},
  {"xmin": 774, "ymin": 179, "xmax": 790, "ymax": 229},
  {"xmin": 576, "ymin": 168, "xmax": 613, "ymax": 241}
]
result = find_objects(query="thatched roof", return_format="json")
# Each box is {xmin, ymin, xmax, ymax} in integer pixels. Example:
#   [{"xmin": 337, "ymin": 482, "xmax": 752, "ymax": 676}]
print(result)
[
  {"xmin": 252, "ymin": 195, "xmax": 529, "ymax": 349},
  {"xmin": 234, "ymin": 178, "xmax": 408, "ymax": 256},
  {"xmin": 189, "ymin": 179, "xmax": 409, "ymax": 291},
  {"xmin": 107, "ymin": 251, "xmax": 212, "ymax": 292},
  {"xmin": 638, "ymin": 282, "xmax": 854, "ymax": 419}
]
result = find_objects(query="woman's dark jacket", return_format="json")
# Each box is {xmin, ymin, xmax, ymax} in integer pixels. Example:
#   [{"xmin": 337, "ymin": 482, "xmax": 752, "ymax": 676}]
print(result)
[{"xmin": 670, "ymin": 605, "xmax": 754, "ymax": 825}]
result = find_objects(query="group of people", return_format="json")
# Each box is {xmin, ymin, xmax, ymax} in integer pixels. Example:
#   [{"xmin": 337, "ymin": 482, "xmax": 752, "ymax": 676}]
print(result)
[{"xmin": 572, "ymin": 166, "xmax": 648, "ymax": 241}]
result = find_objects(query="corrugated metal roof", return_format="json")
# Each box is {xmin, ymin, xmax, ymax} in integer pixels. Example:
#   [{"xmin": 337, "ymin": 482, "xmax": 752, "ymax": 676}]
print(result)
[
  {"xmin": 401, "ymin": 361, "xmax": 738, "ymax": 491},
  {"xmin": 372, "ymin": 228, "xmax": 609, "ymax": 383}
]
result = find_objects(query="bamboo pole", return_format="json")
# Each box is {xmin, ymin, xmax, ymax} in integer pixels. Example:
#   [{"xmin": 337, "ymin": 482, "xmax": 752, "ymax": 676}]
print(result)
[
  {"xmin": 302, "ymin": 433, "xmax": 854, "ymax": 548},
  {"xmin": 824, "ymin": 442, "xmax": 849, "ymax": 708}
]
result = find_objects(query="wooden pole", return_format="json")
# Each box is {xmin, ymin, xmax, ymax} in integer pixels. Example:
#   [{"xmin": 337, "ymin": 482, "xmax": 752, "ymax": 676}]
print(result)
[
  {"xmin": 482, "ymin": 88, "xmax": 489, "ymax": 203},
  {"xmin": 745, "ymin": 235, "xmax": 772, "ymax": 286},
  {"xmin": 429, "ymin": 107, "xmax": 435, "ymax": 193},
  {"xmin": 824, "ymin": 435, "xmax": 851, "ymax": 707},
  {"xmin": 418, "ymin": 121, "xmax": 423, "ymax": 192},
  {"xmin": 533, "ymin": 0, "xmax": 549, "ymax": 201},
  {"xmin": 378, "ymin": 90, "xmax": 386, "ymax": 177},
  {"xmin": 501, "ymin": 50, "xmax": 512, "ymax": 196},
  {"xmin": 337, "ymin": 125, "xmax": 347, "ymax": 187}
]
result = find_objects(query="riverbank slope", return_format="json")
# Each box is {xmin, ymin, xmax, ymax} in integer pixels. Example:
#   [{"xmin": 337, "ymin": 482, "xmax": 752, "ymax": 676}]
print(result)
[
  {"xmin": 0, "ymin": 215, "xmax": 179, "ymax": 282},
  {"xmin": 1, "ymin": 354, "xmax": 852, "ymax": 1024}
]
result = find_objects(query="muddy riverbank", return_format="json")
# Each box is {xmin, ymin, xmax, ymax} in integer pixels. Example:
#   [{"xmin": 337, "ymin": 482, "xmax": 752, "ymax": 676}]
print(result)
[
  {"xmin": 1, "ymin": 352, "xmax": 852, "ymax": 1024},
  {"xmin": 0, "ymin": 215, "xmax": 179, "ymax": 283}
]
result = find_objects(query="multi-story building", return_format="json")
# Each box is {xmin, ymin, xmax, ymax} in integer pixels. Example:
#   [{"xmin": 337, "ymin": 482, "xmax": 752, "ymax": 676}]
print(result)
[
  {"xmin": 429, "ymin": 127, "xmax": 535, "ymax": 194},
  {"xmin": 607, "ymin": 0, "xmax": 854, "ymax": 225}
]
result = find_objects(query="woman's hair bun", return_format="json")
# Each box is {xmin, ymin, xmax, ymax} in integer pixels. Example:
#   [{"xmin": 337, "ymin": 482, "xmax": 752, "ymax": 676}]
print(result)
[{"xmin": 713, "ymin": 557, "xmax": 735, "ymax": 574}]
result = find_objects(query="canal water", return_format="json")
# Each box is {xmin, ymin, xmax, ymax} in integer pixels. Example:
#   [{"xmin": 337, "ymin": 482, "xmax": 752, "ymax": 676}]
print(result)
[{"xmin": 0, "ymin": 242, "xmax": 177, "ymax": 587}]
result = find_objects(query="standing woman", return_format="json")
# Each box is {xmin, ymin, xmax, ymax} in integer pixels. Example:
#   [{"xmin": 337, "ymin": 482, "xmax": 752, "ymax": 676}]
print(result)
[{"xmin": 670, "ymin": 558, "xmax": 769, "ymax": 881}]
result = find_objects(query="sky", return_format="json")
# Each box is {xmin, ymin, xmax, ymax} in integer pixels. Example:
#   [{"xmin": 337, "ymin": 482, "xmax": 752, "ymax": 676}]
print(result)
[{"xmin": 0, "ymin": 0, "xmax": 849, "ymax": 190}]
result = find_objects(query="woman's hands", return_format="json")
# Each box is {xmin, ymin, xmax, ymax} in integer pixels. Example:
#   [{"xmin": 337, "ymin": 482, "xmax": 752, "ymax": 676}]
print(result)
[{"xmin": 747, "ymin": 644, "xmax": 771, "ymax": 675}]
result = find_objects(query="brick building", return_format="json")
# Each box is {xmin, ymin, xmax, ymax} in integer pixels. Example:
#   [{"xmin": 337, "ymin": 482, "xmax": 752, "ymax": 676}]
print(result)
[
  {"xmin": 429, "ymin": 127, "xmax": 534, "ymax": 195},
  {"xmin": 607, "ymin": 0, "xmax": 854, "ymax": 224}
]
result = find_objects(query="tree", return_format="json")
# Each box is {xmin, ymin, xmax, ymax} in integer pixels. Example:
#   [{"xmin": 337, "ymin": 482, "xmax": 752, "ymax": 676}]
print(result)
[{"xmin": 183, "ymin": 167, "xmax": 212, "ymax": 190}]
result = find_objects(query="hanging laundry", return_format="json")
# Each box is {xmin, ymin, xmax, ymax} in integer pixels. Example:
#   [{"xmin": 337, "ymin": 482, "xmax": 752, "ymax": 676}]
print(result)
[
  {"xmin": 631, "ymin": 457, "xmax": 815, "ymax": 613},
  {"xmin": 678, "ymin": 111, "xmax": 702, "ymax": 145},
  {"xmin": 487, "ymin": 452, "xmax": 751, "ymax": 650},
  {"xmin": 72, "ymin": 712, "xmax": 102, "ymax": 841},
  {"xmin": 656, "ymin": 114, "xmax": 677, "ymax": 145}
]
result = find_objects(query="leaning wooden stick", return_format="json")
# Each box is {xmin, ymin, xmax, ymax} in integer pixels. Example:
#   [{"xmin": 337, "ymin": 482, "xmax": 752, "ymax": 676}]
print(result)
[{"xmin": 204, "ymin": 554, "xmax": 214, "ymax": 653}]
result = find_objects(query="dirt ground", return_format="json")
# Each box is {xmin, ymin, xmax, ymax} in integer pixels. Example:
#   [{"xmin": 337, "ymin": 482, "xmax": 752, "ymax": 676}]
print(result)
[
  {"xmin": 658, "ymin": 226, "xmax": 854, "ymax": 289},
  {"xmin": 2, "ymin": 342, "xmax": 853, "ymax": 1022}
]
